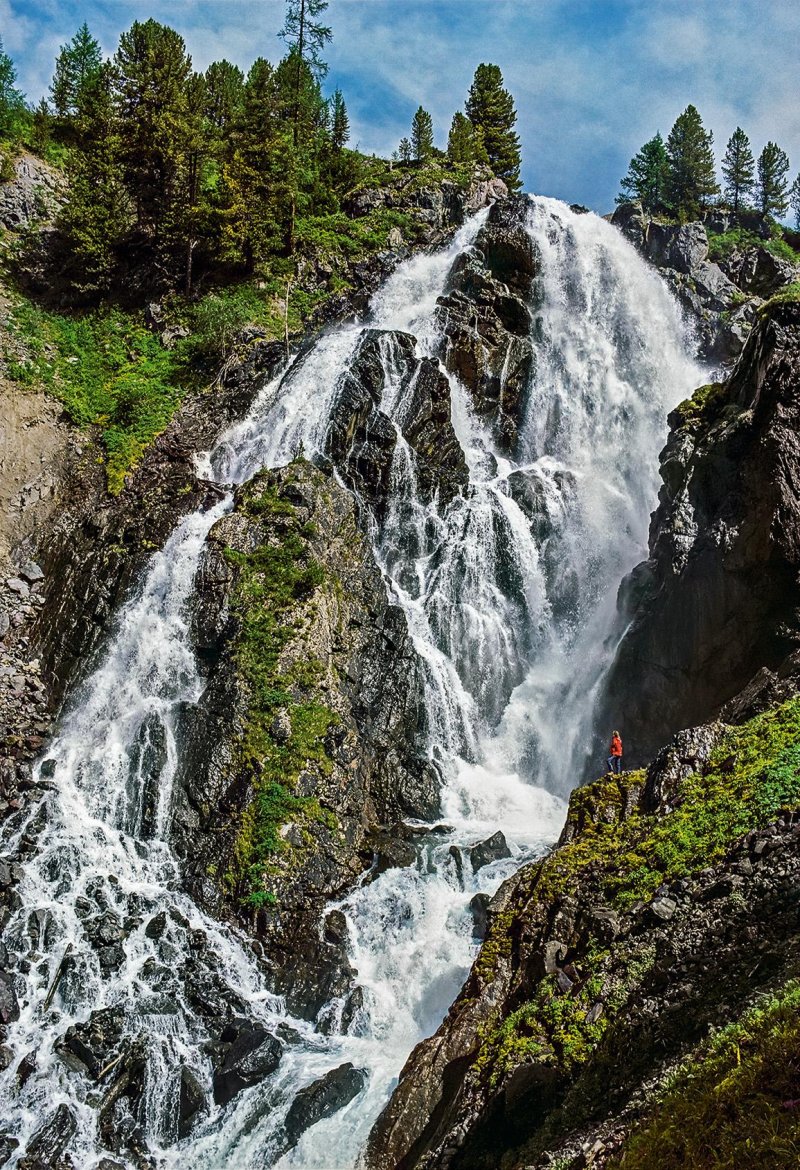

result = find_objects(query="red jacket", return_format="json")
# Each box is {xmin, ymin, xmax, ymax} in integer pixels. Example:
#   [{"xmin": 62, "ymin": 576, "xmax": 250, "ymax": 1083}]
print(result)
[{"xmin": 610, "ymin": 735, "xmax": 623, "ymax": 757}]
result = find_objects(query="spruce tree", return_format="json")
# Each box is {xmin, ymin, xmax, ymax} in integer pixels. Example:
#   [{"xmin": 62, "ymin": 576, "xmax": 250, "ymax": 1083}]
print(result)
[
  {"xmin": 58, "ymin": 63, "xmax": 127, "ymax": 295},
  {"xmin": 203, "ymin": 60, "xmax": 245, "ymax": 137},
  {"xmin": 447, "ymin": 112, "xmax": 477, "ymax": 168},
  {"xmin": 721, "ymin": 128, "xmax": 755, "ymax": 218},
  {"xmin": 330, "ymin": 89, "xmax": 349, "ymax": 150},
  {"xmin": 411, "ymin": 106, "xmax": 434, "ymax": 162},
  {"xmin": 465, "ymin": 63, "xmax": 521, "ymax": 190},
  {"xmin": 398, "ymin": 137, "xmax": 412, "ymax": 164},
  {"xmin": 0, "ymin": 35, "xmax": 25, "ymax": 139},
  {"xmin": 664, "ymin": 104, "xmax": 719, "ymax": 219},
  {"xmin": 791, "ymin": 174, "xmax": 800, "ymax": 229},
  {"xmin": 113, "ymin": 20, "xmax": 193, "ymax": 247},
  {"xmin": 757, "ymin": 142, "xmax": 790, "ymax": 218},
  {"xmin": 50, "ymin": 23, "xmax": 102, "ymax": 120},
  {"xmin": 617, "ymin": 132, "xmax": 668, "ymax": 212},
  {"xmin": 279, "ymin": 0, "xmax": 332, "ymax": 146}
]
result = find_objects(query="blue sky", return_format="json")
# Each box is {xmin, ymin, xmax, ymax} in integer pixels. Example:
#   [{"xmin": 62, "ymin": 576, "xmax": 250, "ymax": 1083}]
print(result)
[{"xmin": 2, "ymin": 0, "xmax": 799, "ymax": 213}]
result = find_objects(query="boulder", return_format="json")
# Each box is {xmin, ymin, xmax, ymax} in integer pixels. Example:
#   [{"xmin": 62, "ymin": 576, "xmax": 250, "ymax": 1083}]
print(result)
[
  {"xmin": 468, "ymin": 830, "xmax": 512, "ymax": 871},
  {"xmin": 0, "ymin": 968, "xmax": 19, "ymax": 1024},
  {"xmin": 212, "ymin": 1019, "xmax": 282, "ymax": 1107},
  {"xmin": 284, "ymin": 1063, "xmax": 367, "ymax": 1148},
  {"xmin": 20, "ymin": 1104, "xmax": 76, "ymax": 1167},
  {"xmin": 178, "ymin": 1066, "xmax": 207, "ymax": 1138},
  {"xmin": 469, "ymin": 892, "xmax": 491, "ymax": 940}
]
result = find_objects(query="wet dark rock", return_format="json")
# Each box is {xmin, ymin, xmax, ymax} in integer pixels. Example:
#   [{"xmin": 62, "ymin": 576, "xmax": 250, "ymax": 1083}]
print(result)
[
  {"xmin": 0, "ymin": 1134, "xmax": 19, "ymax": 1166},
  {"xmin": 0, "ymin": 969, "xmax": 19, "ymax": 1023},
  {"xmin": 179, "ymin": 1066, "xmax": 208, "ymax": 1137},
  {"xmin": 366, "ymin": 830, "xmax": 417, "ymax": 875},
  {"xmin": 39, "ymin": 759, "xmax": 56, "ymax": 778},
  {"xmin": 98, "ymin": 1039, "xmax": 148, "ymax": 1164},
  {"xmin": 469, "ymin": 893, "xmax": 491, "ymax": 940},
  {"xmin": 468, "ymin": 830, "xmax": 511, "ymax": 871},
  {"xmin": 56, "ymin": 1006, "xmax": 126, "ymax": 1079},
  {"xmin": 212, "ymin": 1019, "xmax": 282, "ymax": 1107},
  {"xmin": 20, "ymin": 1103, "xmax": 76, "ymax": 1168},
  {"xmin": 144, "ymin": 911, "xmax": 167, "ymax": 940},
  {"xmin": 284, "ymin": 1062, "xmax": 367, "ymax": 1148}
]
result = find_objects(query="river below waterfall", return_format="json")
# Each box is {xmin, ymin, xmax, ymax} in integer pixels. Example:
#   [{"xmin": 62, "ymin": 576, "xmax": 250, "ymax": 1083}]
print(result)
[{"xmin": 0, "ymin": 197, "xmax": 705, "ymax": 1169}]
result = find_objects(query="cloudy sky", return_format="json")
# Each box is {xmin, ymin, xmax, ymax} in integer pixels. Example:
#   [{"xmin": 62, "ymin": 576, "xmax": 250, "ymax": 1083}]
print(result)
[{"xmin": 3, "ymin": 0, "xmax": 799, "ymax": 213}]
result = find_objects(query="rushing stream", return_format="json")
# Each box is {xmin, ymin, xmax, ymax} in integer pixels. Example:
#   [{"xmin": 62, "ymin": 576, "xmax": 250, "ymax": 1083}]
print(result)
[{"xmin": 0, "ymin": 198, "xmax": 704, "ymax": 1168}]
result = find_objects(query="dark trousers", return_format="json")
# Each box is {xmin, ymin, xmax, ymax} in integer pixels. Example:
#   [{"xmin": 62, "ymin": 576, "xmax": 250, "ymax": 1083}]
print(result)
[{"xmin": 607, "ymin": 755, "xmax": 622, "ymax": 774}]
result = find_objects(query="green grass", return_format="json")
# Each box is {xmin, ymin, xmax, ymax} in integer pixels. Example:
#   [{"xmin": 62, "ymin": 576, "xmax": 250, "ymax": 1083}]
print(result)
[
  {"xmin": 223, "ymin": 473, "xmax": 338, "ymax": 906},
  {"xmin": 610, "ymin": 982, "xmax": 800, "ymax": 1169},
  {"xmin": 707, "ymin": 225, "xmax": 800, "ymax": 266},
  {"xmin": 759, "ymin": 281, "xmax": 800, "ymax": 318},
  {"xmin": 672, "ymin": 381, "xmax": 729, "ymax": 430}
]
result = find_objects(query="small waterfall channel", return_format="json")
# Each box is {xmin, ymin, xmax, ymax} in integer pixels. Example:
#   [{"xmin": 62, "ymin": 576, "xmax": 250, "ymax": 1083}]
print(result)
[{"xmin": 0, "ymin": 199, "xmax": 705, "ymax": 1168}]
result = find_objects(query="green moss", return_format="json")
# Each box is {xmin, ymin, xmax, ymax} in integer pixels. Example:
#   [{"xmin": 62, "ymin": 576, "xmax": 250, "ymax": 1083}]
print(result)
[
  {"xmin": 224, "ymin": 475, "xmax": 339, "ymax": 906},
  {"xmin": 759, "ymin": 281, "xmax": 800, "ymax": 318},
  {"xmin": 707, "ymin": 225, "xmax": 800, "ymax": 266},
  {"xmin": 610, "ymin": 981, "xmax": 800, "ymax": 1169},
  {"xmin": 673, "ymin": 381, "xmax": 729, "ymax": 429}
]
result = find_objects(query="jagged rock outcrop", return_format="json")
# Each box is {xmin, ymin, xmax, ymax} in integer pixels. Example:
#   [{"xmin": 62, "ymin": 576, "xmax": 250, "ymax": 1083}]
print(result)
[
  {"xmin": 0, "ymin": 154, "xmax": 65, "ymax": 232},
  {"xmin": 610, "ymin": 202, "xmax": 798, "ymax": 364},
  {"xmin": 597, "ymin": 299, "xmax": 800, "ymax": 767},
  {"xmin": 436, "ymin": 195, "xmax": 538, "ymax": 451},
  {"xmin": 175, "ymin": 461, "xmax": 437, "ymax": 1018},
  {"xmin": 367, "ymin": 699, "xmax": 800, "ymax": 1170}
]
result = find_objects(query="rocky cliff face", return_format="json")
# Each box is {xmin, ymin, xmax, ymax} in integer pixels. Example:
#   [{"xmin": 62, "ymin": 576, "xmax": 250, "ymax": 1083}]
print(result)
[
  {"xmin": 367, "ymin": 701, "xmax": 800, "ymax": 1170},
  {"xmin": 173, "ymin": 461, "xmax": 436, "ymax": 1019},
  {"xmin": 597, "ymin": 299, "xmax": 800, "ymax": 767},
  {"xmin": 611, "ymin": 202, "xmax": 797, "ymax": 364}
]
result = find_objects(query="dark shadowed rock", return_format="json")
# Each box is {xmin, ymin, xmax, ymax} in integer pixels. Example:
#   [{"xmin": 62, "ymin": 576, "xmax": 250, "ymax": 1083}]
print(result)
[
  {"xmin": 179, "ymin": 1066, "xmax": 207, "ymax": 1137},
  {"xmin": 469, "ymin": 892, "xmax": 491, "ymax": 940},
  {"xmin": 21, "ymin": 1104, "xmax": 76, "ymax": 1167},
  {"xmin": 0, "ymin": 968, "xmax": 19, "ymax": 1024},
  {"xmin": 285, "ymin": 1063, "xmax": 367, "ymax": 1148},
  {"xmin": 468, "ymin": 830, "xmax": 511, "ymax": 871},
  {"xmin": 212, "ymin": 1019, "xmax": 282, "ymax": 1107}
]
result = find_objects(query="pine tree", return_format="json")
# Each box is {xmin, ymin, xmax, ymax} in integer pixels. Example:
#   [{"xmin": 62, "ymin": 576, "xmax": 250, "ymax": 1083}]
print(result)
[
  {"xmin": 330, "ymin": 89, "xmax": 349, "ymax": 150},
  {"xmin": 757, "ymin": 142, "xmax": 790, "ymax": 218},
  {"xmin": 203, "ymin": 60, "xmax": 245, "ymax": 137},
  {"xmin": 58, "ymin": 63, "xmax": 127, "ymax": 295},
  {"xmin": 50, "ymin": 23, "xmax": 102, "ymax": 120},
  {"xmin": 279, "ymin": 0, "xmax": 332, "ymax": 147},
  {"xmin": 398, "ymin": 137, "xmax": 412, "ymax": 164},
  {"xmin": 465, "ymin": 63, "xmax": 521, "ymax": 191},
  {"xmin": 447, "ymin": 111, "xmax": 477, "ymax": 168},
  {"xmin": 31, "ymin": 99, "xmax": 52, "ymax": 155},
  {"xmin": 664, "ymin": 105, "xmax": 719, "ymax": 219},
  {"xmin": 114, "ymin": 20, "xmax": 193, "ymax": 248},
  {"xmin": 617, "ymin": 132, "xmax": 668, "ymax": 212},
  {"xmin": 791, "ymin": 174, "xmax": 800, "ymax": 229},
  {"xmin": 721, "ymin": 127, "xmax": 755, "ymax": 218},
  {"xmin": 0, "ymin": 35, "xmax": 25, "ymax": 139},
  {"xmin": 411, "ymin": 106, "xmax": 434, "ymax": 162}
]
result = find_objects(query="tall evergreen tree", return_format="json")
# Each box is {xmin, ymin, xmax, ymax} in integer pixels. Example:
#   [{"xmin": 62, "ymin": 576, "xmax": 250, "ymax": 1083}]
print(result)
[
  {"xmin": 279, "ymin": 0, "xmax": 332, "ymax": 146},
  {"xmin": 203, "ymin": 60, "xmax": 245, "ymax": 137},
  {"xmin": 398, "ymin": 136, "xmax": 412, "ymax": 164},
  {"xmin": 721, "ymin": 127, "xmax": 755, "ymax": 218},
  {"xmin": 664, "ymin": 104, "xmax": 719, "ymax": 218},
  {"xmin": 757, "ymin": 141, "xmax": 790, "ymax": 218},
  {"xmin": 0, "ymin": 35, "xmax": 25, "ymax": 138},
  {"xmin": 465, "ymin": 63, "xmax": 521, "ymax": 190},
  {"xmin": 617, "ymin": 132, "xmax": 668, "ymax": 211},
  {"xmin": 447, "ymin": 111, "xmax": 478, "ymax": 168},
  {"xmin": 113, "ymin": 20, "xmax": 193, "ymax": 248},
  {"xmin": 411, "ymin": 106, "xmax": 434, "ymax": 162},
  {"xmin": 330, "ymin": 89, "xmax": 349, "ymax": 150},
  {"xmin": 50, "ymin": 23, "xmax": 102, "ymax": 119},
  {"xmin": 58, "ymin": 63, "xmax": 127, "ymax": 295},
  {"xmin": 791, "ymin": 174, "xmax": 800, "ymax": 230}
]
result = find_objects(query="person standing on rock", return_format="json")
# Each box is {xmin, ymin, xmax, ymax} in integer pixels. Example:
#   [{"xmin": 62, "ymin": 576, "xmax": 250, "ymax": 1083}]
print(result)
[{"xmin": 607, "ymin": 730, "xmax": 623, "ymax": 774}]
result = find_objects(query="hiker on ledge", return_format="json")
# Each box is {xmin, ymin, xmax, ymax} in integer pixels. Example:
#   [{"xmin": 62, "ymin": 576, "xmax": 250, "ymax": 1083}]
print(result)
[{"xmin": 607, "ymin": 730, "xmax": 623, "ymax": 775}]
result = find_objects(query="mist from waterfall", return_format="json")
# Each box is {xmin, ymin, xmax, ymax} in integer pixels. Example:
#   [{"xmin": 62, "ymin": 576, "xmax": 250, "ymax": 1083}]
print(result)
[{"xmin": 0, "ymin": 198, "xmax": 704, "ymax": 1169}]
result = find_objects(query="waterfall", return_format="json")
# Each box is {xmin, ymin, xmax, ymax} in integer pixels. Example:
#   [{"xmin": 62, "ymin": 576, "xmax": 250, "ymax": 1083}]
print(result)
[{"xmin": 0, "ymin": 198, "xmax": 705, "ymax": 1169}]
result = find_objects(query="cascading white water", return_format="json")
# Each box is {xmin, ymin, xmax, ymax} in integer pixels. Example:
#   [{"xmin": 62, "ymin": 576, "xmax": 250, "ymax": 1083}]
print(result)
[{"xmin": 0, "ymin": 198, "xmax": 705, "ymax": 1169}]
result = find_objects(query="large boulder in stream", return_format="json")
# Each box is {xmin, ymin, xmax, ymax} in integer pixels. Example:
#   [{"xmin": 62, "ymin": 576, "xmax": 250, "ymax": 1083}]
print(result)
[
  {"xmin": 284, "ymin": 1063, "xmax": 367, "ymax": 1148},
  {"xmin": 18, "ymin": 1104, "xmax": 76, "ymax": 1170},
  {"xmin": 212, "ymin": 1019, "xmax": 282, "ymax": 1107}
]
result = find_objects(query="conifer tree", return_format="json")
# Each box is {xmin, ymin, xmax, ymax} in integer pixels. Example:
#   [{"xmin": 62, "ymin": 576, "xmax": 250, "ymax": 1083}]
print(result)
[
  {"xmin": 664, "ymin": 104, "xmax": 719, "ymax": 218},
  {"xmin": 50, "ymin": 23, "xmax": 102, "ymax": 120},
  {"xmin": 721, "ymin": 128, "xmax": 755, "ymax": 218},
  {"xmin": 791, "ymin": 174, "xmax": 800, "ymax": 229},
  {"xmin": 113, "ymin": 20, "xmax": 193, "ymax": 247},
  {"xmin": 279, "ymin": 0, "xmax": 332, "ymax": 147},
  {"xmin": 411, "ymin": 106, "xmax": 434, "ymax": 162},
  {"xmin": 447, "ymin": 111, "xmax": 477, "ymax": 168},
  {"xmin": 330, "ymin": 89, "xmax": 349, "ymax": 150},
  {"xmin": 757, "ymin": 141, "xmax": 790, "ymax": 218},
  {"xmin": 0, "ymin": 35, "xmax": 25, "ymax": 139},
  {"xmin": 203, "ymin": 60, "xmax": 245, "ymax": 137},
  {"xmin": 58, "ymin": 63, "xmax": 127, "ymax": 295},
  {"xmin": 398, "ymin": 137, "xmax": 412, "ymax": 164},
  {"xmin": 465, "ymin": 63, "xmax": 521, "ymax": 190},
  {"xmin": 617, "ymin": 132, "xmax": 668, "ymax": 211}
]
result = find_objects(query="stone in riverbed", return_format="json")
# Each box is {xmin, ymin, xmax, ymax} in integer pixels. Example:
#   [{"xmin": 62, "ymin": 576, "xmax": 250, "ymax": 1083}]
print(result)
[
  {"xmin": 284, "ymin": 1062, "xmax": 367, "ymax": 1148},
  {"xmin": 212, "ymin": 1019, "xmax": 282, "ymax": 1107},
  {"xmin": 0, "ymin": 968, "xmax": 19, "ymax": 1024},
  {"xmin": 467, "ymin": 830, "xmax": 511, "ymax": 872}
]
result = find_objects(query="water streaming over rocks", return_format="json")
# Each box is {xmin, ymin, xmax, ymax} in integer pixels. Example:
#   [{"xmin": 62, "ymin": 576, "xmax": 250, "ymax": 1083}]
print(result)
[{"xmin": 0, "ymin": 198, "xmax": 704, "ymax": 1168}]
